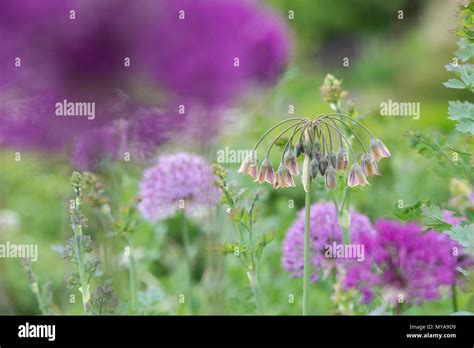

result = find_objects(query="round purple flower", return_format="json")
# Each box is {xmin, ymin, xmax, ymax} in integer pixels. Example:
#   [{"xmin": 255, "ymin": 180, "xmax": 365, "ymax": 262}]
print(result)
[
  {"xmin": 0, "ymin": 0, "xmax": 292, "ymax": 169},
  {"xmin": 282, "ymin": 202, "xmax": 375, "ymax": 282},
  {"xmin": 138, "ymin": 153, "xmax": 221, "ymax": 221},
  {"xmin": 344, "ymin": 219, "xmax": 461, "ymax": 305}
]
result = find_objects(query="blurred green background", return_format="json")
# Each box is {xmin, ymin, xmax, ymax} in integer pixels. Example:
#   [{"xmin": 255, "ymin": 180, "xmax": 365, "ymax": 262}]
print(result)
[{"xmin": 0, "ymin": 0, "xmax": 470, "ymax": 315}]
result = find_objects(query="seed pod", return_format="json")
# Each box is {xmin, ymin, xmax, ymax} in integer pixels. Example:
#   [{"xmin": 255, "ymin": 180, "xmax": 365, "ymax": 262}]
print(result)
[
  {"xmin": 295, "ymin": 141, "xmax": 304, "ymax": 158},
  {"xmin": 319, "ymin": 155, "xmax": 328, "ymax": 175},
  {"xmin": 303, "ymin": 140, "xmax": 313, "ymax": 158},
  {"xmin": 310, "ymin": 158, "xmax": 319, "ymax": 178},
  {"xmin": 329, "ymin": 150, "xmax": 336, "ymax": 168}
]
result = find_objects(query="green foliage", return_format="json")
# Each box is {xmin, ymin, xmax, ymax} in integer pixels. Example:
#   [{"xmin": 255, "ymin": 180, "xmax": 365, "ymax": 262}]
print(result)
[
  {"xmin": 448, "ymin": 101, "xmax": 474, "ymax": 135},
  {"xmin": 405, "ymin": 131, "xmax": 473, "ymax": 182},
  {"xmin": 393, "ymin": 200, "xmax": 429, "ymax": 221},
  {"xmin": 421, "ymin": 205, "xmax": 452, "ymax": 232},
  {"xmin": 446, "ymin": 224, "xmax": 474, "ymax": 251},
  {"xmin": 455, "ymin": 2, "xmax": 474, "ymax": 41},
  {"xmin": 444, "ymin": 38, "xmax": 474, "ymax": 134}
]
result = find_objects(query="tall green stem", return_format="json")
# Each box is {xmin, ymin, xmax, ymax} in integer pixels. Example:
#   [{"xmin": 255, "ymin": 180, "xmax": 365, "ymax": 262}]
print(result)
[
  {"xmin": 125, "ymin": 237, "xmax": 138, "ymax": 313},
  {"xmin": 247, "ymin": 270, "xmax": 263, "ymax": 314},
  {"xmin": 303, "ymin": 159, "xmax": 312, "ymax": 315},
  {"xmin": 73, "ymin": 226, "xmax": 89, "ymax": 314},
  {"xmin": 451, "ymin": 284, "xmax": 458, "ymax": 313},
  {"xmin": 339, "ymin": 187, "xmax": 351, "ymax": 244},
  {"xmin": 182, "ymin": 212, "xmax": 194, "ymax": 314}
]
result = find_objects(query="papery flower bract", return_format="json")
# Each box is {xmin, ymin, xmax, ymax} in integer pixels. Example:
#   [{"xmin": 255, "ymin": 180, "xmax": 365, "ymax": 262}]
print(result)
[
  {"xmin": 138, "ymin": 153, "xmax": 221, "ymax": 221},
  {"xmin": 347, "ymin": 163, "xmax": 369, "ymax": 187},
  {"xmin": 360, "ymin": 153, "xmax": 380, "ymax": 177},
  {"xmin": 370, "ymin": 137, "xmax": 391, "ymax": 161},
  {"xmin": 282, "ymin": 202, "xmax": 375, "ymax": 281},
  {"xmin": 344, "ymin": 219, "xmax": 464, "ymax": 305},
  {"xmin": 257, "ymin": 158, "xmax": 276, "ymax": 184}
]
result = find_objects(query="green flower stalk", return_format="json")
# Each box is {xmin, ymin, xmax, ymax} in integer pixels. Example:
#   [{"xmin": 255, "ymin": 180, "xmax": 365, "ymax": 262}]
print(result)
[
  {"xmin": 213, "ymin": 164, "xmax": 270, "ymax": 314},
  {"xmin": 239, "ymin": 113, "xmax": 391, "ymax": 315},
  {"xmin": 69, "ymin": 172, "xmax": 91, "ymax": 313}
]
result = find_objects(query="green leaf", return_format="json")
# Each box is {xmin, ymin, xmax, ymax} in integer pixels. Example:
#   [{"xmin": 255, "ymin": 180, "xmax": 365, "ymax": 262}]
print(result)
[
  {"xmin": 455, "ymin": 39, "xmax": 474, "ymax": 62},
  {"xmin": 255, "ymin": 230, "xmax": 275, "ymax": 260},
  {"xmin": 227, "ymin": 207, "xmax": 243, "ymax": 222},
  {"xmin": 421, "ymin": 205, "xmax": 452, "ymax": 231},
  {"xmin": 446, "ymin": 224, "xmax": 474, "ymax": 248},
  {"xmin": 274, "ymin": 137, "xmax": 289, "ymax": 148},
  {"xmin": 393, "ymin": 200, "xmax": 429, "ymax": 221},
  {"xmin": 443, "ymin": 78, "xmax": 465, "ymax": 89},
  {"xmin": 448, "ymin": 101, "xmax": 474, "ymax": 135}
]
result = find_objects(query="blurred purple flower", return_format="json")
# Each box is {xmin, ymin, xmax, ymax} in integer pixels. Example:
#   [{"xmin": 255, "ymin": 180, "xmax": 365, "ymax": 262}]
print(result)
[
  {"xmin": 0, "ymin": 0, "xmax": 291, "ymax": 169},
  {"xmin": 282, "ymin": 202, "xmax": 375, "ymax": 282},
  {"xmin": 139, "ymin": 0, "xmax": 291, "ymax": 107},
  {"xmin": 344, "ymin": 219, "xmax": 462, "ymax": 305},
  {"xmin": 442, "ymin": 210, "xmax": 466, "ymax": 226},
  {"xmin": 138, "ymin": 153, "xmax": 221, "ymax": 221}
]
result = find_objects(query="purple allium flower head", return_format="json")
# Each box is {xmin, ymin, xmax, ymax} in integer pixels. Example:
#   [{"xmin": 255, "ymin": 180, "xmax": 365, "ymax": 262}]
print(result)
[
  {"xmin": 0, "ymin": 0, "xmax": 291, "ymax": 168},
  {"xmin": 344, "ymin": 219, "xmax": 461, "ymax": 305},
  {"xmin": 139, "ymin": 0, "xmax": 292, "ymax": 107},
  {"xmin": 282, "ymin": 202, "xmax": 375, "ymax": 282},
  {"xmin": 138, "ymin": 153, "xmax": 221, "ymax": 221}
]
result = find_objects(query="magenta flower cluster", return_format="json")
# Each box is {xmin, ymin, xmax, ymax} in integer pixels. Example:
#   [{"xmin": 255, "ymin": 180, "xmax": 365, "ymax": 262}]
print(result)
[
  {"xmin": 0, "ymin": 0, "xmax": 291, "ymax": 169},
  {"xmin": 282, "ymin": 202, "xmax": 375, "ymax": 281},
  {"xmin": 138, "ymin": 153, "xmax": 221, "ymax": 221},
  {"xmin": 344, "ymin": 219, "xmax": 461, "ymax": 305}
]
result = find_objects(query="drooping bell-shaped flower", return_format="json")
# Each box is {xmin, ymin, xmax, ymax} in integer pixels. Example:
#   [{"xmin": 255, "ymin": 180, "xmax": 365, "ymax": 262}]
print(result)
[
  {"xmin": 257, "ymin": 158, "xmax": 276, "ymax": 184},
  {"xmin": 284, "ymin": 149, "xmax": 299, "ymax": 176},
  {"xmin": 238, "ymin": 154, "xmax": 258, "ymax": 179},
  {"xmin": 336, "ymin": 148, "xmax": 348, "ymax": 171},
  {"xmin": 361, "ymin": 153, "xmax": 380, "ymax": 177},
  {"xmin": 370, "ymin": 137, "xmax": 391, "ymax": 161},
  {"xmin": 347, "ymin": 163, "xmax": 369, "ymax": 187},
  {"xmin": 274, "ymin": 164, "xmax": 295, "ymax": 189},
  {"xmin": 325, "ymin": 164, "xmax": 337, "ymax": 189}
]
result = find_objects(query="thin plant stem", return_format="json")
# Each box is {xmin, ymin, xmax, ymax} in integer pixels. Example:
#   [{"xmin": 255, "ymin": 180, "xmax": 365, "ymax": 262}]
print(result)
[
  {"xmin": 247, "ymin": 270, "xmax": 263, "ymax": 314},
  {"xmin": 340, "ymin": 187, "xmax": 351, "ymax": 244},
  {"xmin": 303, "ymin": 157, "xmax": 312, "ymax": 315},
  {"xmin": 73, "ymin": 227, "xmax": 89, "ymax": 314},
  {"xmin": 181, "ymin": 211, "xmax": 194, "ymax": 314},
  {"xmin": 125, "ymin": 237, "xmax": 138, "ymax": 313},
  {"xmin": 451, "ymin": 284, "xmax": 458, "ymax": 313},
  {"xmin": 253, "ymin": 117, "xmax": 306, "ymax": 150}
]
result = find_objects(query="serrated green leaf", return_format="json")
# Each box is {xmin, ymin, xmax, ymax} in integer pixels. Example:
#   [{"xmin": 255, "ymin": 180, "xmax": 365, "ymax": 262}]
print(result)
[
  {"xmin": 444, "ymin": 78, "xmax": 465, "ymax": 89},
  {"xmin": 448, "ymin": 101, "xmax": 474, "ymax": 135},
  {"xmin": 421, "ymin": 205, "xmax": 452, "ymax": 231},
  {"xmin": 393, "ymin": 200, "xmax": 429, "ymax": 221},
  {"xmin": 446, "ymin": 224, "xmax": 474, "ymax": 248}
]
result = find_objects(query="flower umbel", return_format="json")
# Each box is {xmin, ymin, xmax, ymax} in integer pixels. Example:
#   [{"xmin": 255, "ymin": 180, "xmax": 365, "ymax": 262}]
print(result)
[{"xmin": 239, "ymin": 113, "xmax": 390, "ymax": 190}]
